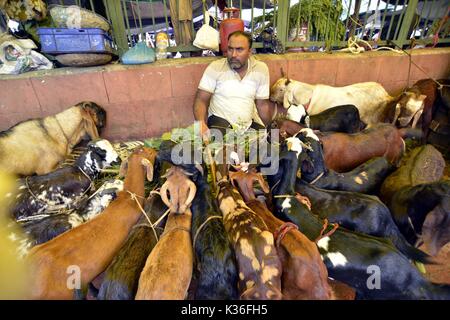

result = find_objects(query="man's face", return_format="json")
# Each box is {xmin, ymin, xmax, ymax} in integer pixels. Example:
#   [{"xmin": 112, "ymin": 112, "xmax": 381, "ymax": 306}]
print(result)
[{"xmin": 227, "ymin": 35, "xmax": 251, "ymax": 71}]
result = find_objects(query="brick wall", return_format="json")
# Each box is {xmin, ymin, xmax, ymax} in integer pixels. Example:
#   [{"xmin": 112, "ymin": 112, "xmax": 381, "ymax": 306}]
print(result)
[{"xmin": 1, "ymin": 48, "xmax": 449, "ymax": 142}]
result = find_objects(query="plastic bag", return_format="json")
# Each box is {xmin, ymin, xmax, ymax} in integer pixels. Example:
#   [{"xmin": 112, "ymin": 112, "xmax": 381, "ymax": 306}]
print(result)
[
  {"xmin": 193, "ymin": 12, "xmax": 219, "ymax": 51},
  {"xmin": 0, "ymin": 34, "xmax": 53, "ymax": 74},
  {"xmin": 121, "ymin": 42, "xmax": 155, "ymax": 65}
]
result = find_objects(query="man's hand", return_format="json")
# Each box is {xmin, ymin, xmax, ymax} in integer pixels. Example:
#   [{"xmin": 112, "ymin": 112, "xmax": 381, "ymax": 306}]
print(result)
[{"xmin": 200, "ymin": 121, "xmax": 210, "ymax": 143}]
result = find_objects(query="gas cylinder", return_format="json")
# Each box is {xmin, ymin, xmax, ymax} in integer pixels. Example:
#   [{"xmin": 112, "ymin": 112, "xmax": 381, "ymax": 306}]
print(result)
[{"xmin": 219, "ymin": 8, "xmax": 244, "ymax": 55}]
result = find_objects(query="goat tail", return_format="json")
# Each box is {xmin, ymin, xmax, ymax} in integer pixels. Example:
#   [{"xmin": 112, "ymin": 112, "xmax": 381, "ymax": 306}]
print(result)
[{"xmin": 398, "ymin": 127, "xmax": 423, "ymax": 140}]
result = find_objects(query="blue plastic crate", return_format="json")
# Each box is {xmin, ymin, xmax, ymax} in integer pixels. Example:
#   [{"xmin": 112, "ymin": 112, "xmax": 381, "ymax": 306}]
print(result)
[{"xmin": 37, "ymin": 28, "xmax": 113, "ymax": 54}]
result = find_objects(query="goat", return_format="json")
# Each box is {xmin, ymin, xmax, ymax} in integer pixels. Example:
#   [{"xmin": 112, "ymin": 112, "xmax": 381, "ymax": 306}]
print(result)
[
  {"xmin": 295, "ymin": 128, "xmax": 395, "ymax": 194},
  {"xmin": 272, "ymin": 119, "xmax": 421, "ymax": 172},
  {"xmin": 274, "ymin": 135, "xmax": 431, "ymax": 262},
  {"xmin": 25, "ymin": 146, "xmax": 157, "ymax": 299},
  {"xmin": 287, "ymin": 104, "xmax": 365, "ymax": 133},
  {"xmin": 388, "ymin": 181, "xmax": 450, "ymax": 256},
  {"xmin": 10, "ymin": 139, "xmax": 120, "ymax": 221},
  {"xmin": 0, "ymin": 101, "xmax": 107, "ymax": 176},
  {"xmin": 268, "ymin": 144, "xmax": 450, "ymax": 299},
  {"xmin": 135, "ymin": 166, "xmax": 196, "ymax": 300},
  {"xmin": 97, "ymin": 193, "xmax": 168, "ymax": 300},
  {"xmin": 230, "ymin": 167, "xmax": 333, "ymax": 300},
  {"xmin": 427, "ymin": 79, "xmax": 450, "ymax": 153},
  {"xmin": 270, "ymin": 77, "xmax": 394, "ymax": 125},
  {"xmin": 190, "ymin": 168, "xmax": 239, "ymax": 300},
  {"xmin": 156, "ymin": 141, "xmax": 239, "ymax": 299},
  {"xmin": 216, "ymin": 167, "xmax": 283, "ymax": 300},
  {"xmin": 8, "ymin": 179, "xmax": 124, "ymax": 259}
]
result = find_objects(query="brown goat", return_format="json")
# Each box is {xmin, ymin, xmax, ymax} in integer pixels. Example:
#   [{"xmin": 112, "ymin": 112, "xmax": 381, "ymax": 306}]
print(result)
[
  {"xmin": 231, "ymin": 169, "xmax": 333, "ymax": 300},
  {"xmin": 135, "ymin": 166, "xmax": 196, "ymax": 300},
  {"xmin": 273, "ymin": 119, "xmax": 419, "ymax": 172},
  {"xmin": 135, "ymin": 209, "xmax": 194, "ymax": 300},
  {"xmin": 25, "ymin": 147, "xmax": 157, "ymax": 299},
  {"xmin": 217, "ymin": 174, "xmax": 283, "ymax": 300}
]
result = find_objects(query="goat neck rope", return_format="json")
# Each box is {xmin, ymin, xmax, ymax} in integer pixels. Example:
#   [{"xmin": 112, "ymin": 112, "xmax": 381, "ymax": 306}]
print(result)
[
  {"xmin": 315, "ymin": 219, "xmax": 339, "ymax": 243},
  {"xmin": 273, "ymin": 222, "xmax": 298, "ymax": 248},
  {"xmin": 54, "ymin": 116, "xmax": 74, "ymax": 154}
]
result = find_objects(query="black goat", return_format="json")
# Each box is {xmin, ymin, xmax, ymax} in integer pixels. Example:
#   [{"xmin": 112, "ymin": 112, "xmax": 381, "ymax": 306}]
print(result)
[
  {"xmin": 267, "ymin": 143, "xmax": 450, "ymax": 300},
  {"xmin": 11, "ymin": 139, "xmax": 120, "ymax": 221},
  {"xmin": 289, "ymin": 104, "xmax": 365, "ymax": 133},
  {"xmin": 157, "ymin": 140, "xmax": 239, "ymax": 300},
  {"xmin": 388, "ymin": 181, "xmax": 450, "ymax": 255}
]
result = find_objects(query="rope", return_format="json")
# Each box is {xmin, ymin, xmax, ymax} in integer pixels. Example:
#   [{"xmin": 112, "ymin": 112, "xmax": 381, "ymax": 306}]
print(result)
[
  {"xmin": 192, "ymin": 215, "xmax": 223, "ymax": 250},
  {"xmin": 315, "ymin": 219, "xmax": 339, "ymax": 243},
  {"xmin": 127, "ymin": 190, "xmax": 159, "ymax": 242},
  {"xmin": 54, "ymin": 116, "xmax": 73, "ymax": 155},
  {"xmin": 339, "ymin": 36, "xmax": 403, "ymax": 54},
  {"xmin": 309, "ymin": 171, "xmax": 325, "ymax": 185},
  {"xmin": 432, "ymin": 7, "xmax": 450, "ymax": 48},
  {"xmin": 273, "ymin": 222, "xmax": 298, "ymax": 248}
]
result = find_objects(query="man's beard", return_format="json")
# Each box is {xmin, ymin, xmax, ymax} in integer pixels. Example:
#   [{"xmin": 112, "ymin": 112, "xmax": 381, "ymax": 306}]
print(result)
[{"xmin": 228, "ymin": 58, "xmax": 243, "ymax": 70}]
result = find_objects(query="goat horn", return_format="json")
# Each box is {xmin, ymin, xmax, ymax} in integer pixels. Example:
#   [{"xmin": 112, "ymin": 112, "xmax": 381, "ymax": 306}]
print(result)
[
  {"xmin": 159, "ymin": 182, "xmax": 171, "ymax": 209},
  {"xmin": 280, "ymin": 67, "xmax": 285, "ymax": 78},
  {"xmin": 184, "ymin": 180, "xmax": 197, "ymax": 209}
]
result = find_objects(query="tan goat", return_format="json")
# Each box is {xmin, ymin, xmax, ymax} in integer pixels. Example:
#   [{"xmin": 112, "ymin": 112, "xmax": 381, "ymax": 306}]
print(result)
[
  {"xmin": 217, "ymin": 167, "xmax": 283, "ymax": 300},
  {"xmin": 25, "ymin": 147, "xmax": 157, "ymax": 299},
  {"xmin": 0, "ymin": 102, "xmax": 106, "ymax": 176},
  {"xmin": 230, "ymin": 168, "xmax": 333, "ymax": 300},
  {"xmin": 135, "ymin": 166, "xmax": 196, "ymax": 300}
]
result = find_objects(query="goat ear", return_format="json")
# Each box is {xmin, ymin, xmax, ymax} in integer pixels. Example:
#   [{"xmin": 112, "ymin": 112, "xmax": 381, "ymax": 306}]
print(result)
[
  {"xmin": 141, "ymin": 158, "xmax": 154, "ymax": 182},
  {"xmin": 119, "ymin": 158, "xmax": 128, "ymax": 177},
  {"xmin": 80, "ymin": 108, "xmax": 100, "ymax": 140}
]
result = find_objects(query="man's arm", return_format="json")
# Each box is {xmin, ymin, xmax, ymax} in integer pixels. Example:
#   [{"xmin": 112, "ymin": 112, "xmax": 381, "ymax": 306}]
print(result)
[
  {"xmin": 255, "ymin": 99, "xmax": 275, "ymax": 127},
  {"xmin": 193, "ymin": 89, "xmax": 213, "ymax": 137}
]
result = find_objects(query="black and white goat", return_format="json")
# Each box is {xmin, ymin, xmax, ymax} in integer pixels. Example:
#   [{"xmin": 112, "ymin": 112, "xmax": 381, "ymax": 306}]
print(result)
[
  {"xmin": 10, "ymin": 139, "xmax": 120, "ymax": 221},
  {"xmin": 9, "ymin": 179, "xmax": 124, "ymax": 258}
]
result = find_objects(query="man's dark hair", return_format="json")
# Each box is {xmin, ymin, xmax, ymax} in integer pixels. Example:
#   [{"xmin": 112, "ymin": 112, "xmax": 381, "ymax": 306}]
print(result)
[{"xmin": 228, "ymin": 31, "xmax": 253, "ymax": 48}]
